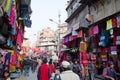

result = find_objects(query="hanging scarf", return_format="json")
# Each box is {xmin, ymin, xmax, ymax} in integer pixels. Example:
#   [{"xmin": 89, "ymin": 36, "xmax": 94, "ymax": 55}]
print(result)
[
  {"xmin": 106, "ymin": 19, "xmax": 112, "ymax": 30},
  {"xmin": 5, "ymin": 0, "xmax": 13, "ymax": 16},
  {"xmin": 16, "ymin": 29, "xmax": 22, "ymax": 45}
]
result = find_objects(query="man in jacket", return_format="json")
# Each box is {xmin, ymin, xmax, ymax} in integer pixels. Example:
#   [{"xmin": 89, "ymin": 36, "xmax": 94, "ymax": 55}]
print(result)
[
  {"xmin": 37, "ymin": 58, "xmax": 51, "ymax": 80},
  {"xmin": 60, "ymin": 61, "xmax": 80, "ymax": 80}
]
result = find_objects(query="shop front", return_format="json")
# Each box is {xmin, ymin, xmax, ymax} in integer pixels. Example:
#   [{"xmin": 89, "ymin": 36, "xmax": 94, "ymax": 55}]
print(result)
[{"xmin": 88, "ymin": 12, "xmax": 120, "ymax": 74}]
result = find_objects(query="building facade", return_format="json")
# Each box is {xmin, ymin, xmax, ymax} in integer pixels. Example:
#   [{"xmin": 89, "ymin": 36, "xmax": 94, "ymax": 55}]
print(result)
[
  {"xmin": 36, "ymin": 28, "xmax": 56, "ymax": 52},
  {"xmin": 63, "ymin": 0, "xmax": 120, "ymax": 76}
]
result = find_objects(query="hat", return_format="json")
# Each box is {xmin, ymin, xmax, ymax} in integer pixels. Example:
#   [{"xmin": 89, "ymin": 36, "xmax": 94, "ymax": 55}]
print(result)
[{"xmin": 61, "ymin": 61, "xmax": 70, "ymax": 68}]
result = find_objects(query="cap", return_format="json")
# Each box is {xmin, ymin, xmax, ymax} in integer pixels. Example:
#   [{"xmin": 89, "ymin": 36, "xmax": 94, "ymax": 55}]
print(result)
[{"xmin": 61, "ymin": 61, "xmax": 70, "ymax": 68}]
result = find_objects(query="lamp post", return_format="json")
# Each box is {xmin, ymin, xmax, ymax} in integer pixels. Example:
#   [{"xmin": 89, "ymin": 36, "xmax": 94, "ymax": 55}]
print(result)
[{"xmin": 49, "ymin": 19, "xmax": 61, "ymax": 55}]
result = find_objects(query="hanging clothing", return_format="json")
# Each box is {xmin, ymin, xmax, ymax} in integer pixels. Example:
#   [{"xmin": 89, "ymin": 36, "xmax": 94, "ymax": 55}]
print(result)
[
  {"xmin": 5, "ymin": 0, "xmax": 13, "ymax": 16},
  {"xmin": 16, "ymin": 29, "xmax": 22, "ymax": 45},
  {"xmin": 9, "ymin": 3, "xmax": 15, "ymax": 26},
  {"xmin": 112, "ymin": 17, "xmax": 117, "ymax": 28},
  {"xmin": 4, "ymin": 52, "xmax": 11, "ymax": 71},
  {"xmin": 117, "ymin": 15, "xmax": 120, "ymax": 28},
  {"xmin": 79, "ymin": 41, "xmax": 88, "ymax": 53},
  {"xmin": 106, "ymin": 19, "xmax": 112, "ymax": 30}
]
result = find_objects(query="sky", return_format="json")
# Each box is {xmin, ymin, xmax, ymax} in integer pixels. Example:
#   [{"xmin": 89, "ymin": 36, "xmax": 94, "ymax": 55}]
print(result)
[{"xmin": 25, "ymin": 0, "xmax": 68, "ymax": 45}]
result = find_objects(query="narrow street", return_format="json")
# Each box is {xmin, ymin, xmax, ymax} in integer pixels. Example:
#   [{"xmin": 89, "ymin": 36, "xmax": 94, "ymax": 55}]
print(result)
[{"xmin": 19, "ymin": 71, "xmax": 37, "ymax": 80}]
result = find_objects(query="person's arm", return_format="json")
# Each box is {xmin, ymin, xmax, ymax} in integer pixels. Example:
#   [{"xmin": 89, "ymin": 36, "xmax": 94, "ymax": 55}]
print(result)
[
  {"xmin": 48, "ymin": 68, "xmax": 51, "ymax": 79},
  {"xmin": 103, "ymin": 68, "xmax": 114, "ymax": 80},
  {"xmin": 37, "ymin": 67, "xmax": 40, "ymax": 80}
]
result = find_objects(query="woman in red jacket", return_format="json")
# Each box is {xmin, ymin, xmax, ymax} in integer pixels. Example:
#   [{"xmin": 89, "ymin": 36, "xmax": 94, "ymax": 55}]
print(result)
[{"xmin": 37, "ymin": 58, "xmax": 51, "ymax": 80}]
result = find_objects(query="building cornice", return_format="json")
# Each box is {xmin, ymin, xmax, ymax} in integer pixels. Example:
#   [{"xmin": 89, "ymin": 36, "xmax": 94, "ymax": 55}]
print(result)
[
  {"xmin": 65, "ymin": 4, "xmax": 86, "ymax": 23},
  {"xmin": 66, "ymin": 0, "xmax": 74, "ymax": 10}
]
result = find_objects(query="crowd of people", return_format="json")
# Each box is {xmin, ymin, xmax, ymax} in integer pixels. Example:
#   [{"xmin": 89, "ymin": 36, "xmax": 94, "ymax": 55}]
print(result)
[
  {"xmin": 2, "ymin": 53, "xmax": 119, "ymax": 80},
  {"xmin": 36, "ymin": 56, "xmax": 120, "ymax": 80}
]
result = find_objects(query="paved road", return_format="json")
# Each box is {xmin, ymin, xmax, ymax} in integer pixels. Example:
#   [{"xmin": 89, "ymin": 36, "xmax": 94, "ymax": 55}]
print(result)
[
  {"xmin": 17, "ymin": 71, "xmax": 102, "ymax": 80},
  {"xmin": 19, "ymin": 71, "xmax": 37, "ymax": 80}
]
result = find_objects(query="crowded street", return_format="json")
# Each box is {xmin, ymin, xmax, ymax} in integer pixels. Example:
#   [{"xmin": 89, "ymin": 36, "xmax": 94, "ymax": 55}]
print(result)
[{"xmin": 0, "ymin": 0, "xmax": 120, "ymax": 80}]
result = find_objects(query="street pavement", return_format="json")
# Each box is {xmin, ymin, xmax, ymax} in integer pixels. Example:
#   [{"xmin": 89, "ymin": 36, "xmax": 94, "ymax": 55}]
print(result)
[
  {"xmin": 18, "ymin": 70, "xmax": 102, "ymax": 80},
  {"xmin": 18, "ymin": 71, "xmax": 37, "ymax": 80}
]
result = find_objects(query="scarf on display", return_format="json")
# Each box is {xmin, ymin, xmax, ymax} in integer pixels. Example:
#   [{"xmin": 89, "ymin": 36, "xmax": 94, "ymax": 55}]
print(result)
[
  {"xmin": 79, "ymin": 41, "xmax": 88, "ymax": 53},
  {"xmin": 20, "ymin": 5, "xmax": 29, "ymax": 20},
  {"xmin": 9, "ymin": 3, "xmax": 15, "ymax": 26},
  {"xmin": 106, "ymin": 19, "xmax": 112, "ymax": 30},
  {"xmin": 80, "ymin": 52, "xmax": 88, "ymax": 67},
  {"xmin": 24, "ymin": 20, "xmax": 32, "ymax": 28},
  {"xmin": 20, "ymin": 0, "xmax": 31, "ymax": 5},
  {"xmin": 5, "ymin": 0, "xmax": 13, "ymax": 16},
  {"xmin": 112, "ymin": 17, "xmax": 117, "ymax": 28},
  {"xmin": 117, "ymin": 15, "xmax": 120, "ymax": 28},
  {"xmin": 99, "ymin": 30, "xmax": 110, "ymax": 47},
  {"xmin": 16, "ymin": 28, "xmax": 22, "ymax": 45}
]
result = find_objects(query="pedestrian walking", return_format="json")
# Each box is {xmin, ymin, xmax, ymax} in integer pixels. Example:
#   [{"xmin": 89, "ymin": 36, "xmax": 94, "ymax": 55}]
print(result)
[
  {"xmin": 88, "ymin": 60, "xmax": 95, "ymax": 80},
  {"xmin": 37, "ymin": 58, "xmax": 51, "ymax": 80},
  {"xmin": 69, "ymin": 60, "xmax": 74, "ymax": 70},
  {"xmin": 23, "ymin": 56, "xmax": 31, "ymax": 76},
  {"xmin": 60, "ymin": 61, "xmax": 80, "ymax": 80},
  {"xmin": 73, "ymin": 60, "xmax": 81, "ymax": 76},
  {"xmin": 49, "ymin": 59, "xmax": 56, "ymax": 75},
  {"xmin": 103, "ymin": 61, "xmax": 118, "ymax": 80}
]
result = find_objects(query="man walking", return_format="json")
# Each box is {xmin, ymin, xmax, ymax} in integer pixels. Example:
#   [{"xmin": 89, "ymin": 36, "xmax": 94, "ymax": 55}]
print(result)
[
  {"xmin": 37, "ymin": 58, "xmax": 51, "ymax": 80},
  {"xmin": 60, "ymin": 61, "xmax": 80, "ymax": 80}
]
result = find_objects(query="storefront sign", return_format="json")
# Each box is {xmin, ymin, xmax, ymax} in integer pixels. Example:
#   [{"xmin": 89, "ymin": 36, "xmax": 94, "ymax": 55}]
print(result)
[{"xmin": 73, "ymin": 22, "xmax": 80, "ymax": 31}]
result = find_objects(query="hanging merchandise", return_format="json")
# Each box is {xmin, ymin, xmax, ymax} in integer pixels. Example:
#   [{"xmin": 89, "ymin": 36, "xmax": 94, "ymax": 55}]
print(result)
[
  {"xmin": 106, "ymin": 19, "xmax": 112, "ymax": 30},
  {"xmin": 77, "ymin": 30, "xmax": 84, "ymax": 38},
  {"xmin": 117, "ymin": 15, "xmax": 120, "ymax": 28},
  {"xmin": 101, "ymin": 54, "xmax": 107, "ymax": 61},
  {"xmin": 16, "ymin": 29, "xmax": 22, "ymax": 45},
  {"xmin": 81, "ymin": 52, "xmax": 88, "ymax": 66},
  {"xmin": 110, "ymin": 46, "xmax": 117, "ymax": 55},
  {"xmin": 10, "ymin": 28, "xmax": 16, "ymax": 35},
  {"xmin": 19, "ymin": 5, "xmax": 29, "ymax": 20},
  {"xmin": 116, "ymin": 36, "xmax": 120, "ymax": 45},
  {"xmin": 112, "ymin": 17, "xmax": 117, "ymax": 28},
  {"xmin": 0, "ymin": 34, "xmax": 6, "ymax": 45},
  {"xmin": 113, "ymin": 28, "xmax": 120, "ymax": 45},
  {"xmin": 72, "ymin": 30, "xmax": 78, "ymax": 36},
  {"xmin": 5, "ymin": 0, "xmax": 13, "ymax": 16},
  {"xmin": 3, "ymin": 52, "xmax": 11, "ymax": 71},
  {"xmin": 20, "ymin": 0, "xmax": 31, "ymax": 5},
  {"xmin": 100, "ymin": 48, "xmax": 108, "ymax": 61},
  {"xmin": 93, "ymin": 25, "xmax": 99, "ymax": 35},
  {"xmin": 9, "ymin": 3, "xmax": 15, "ymax": 26},
  {"xmin": 0, "ymin": 7, "xmax": 3, "ymax": 17},
  {"xmin": 69, "ymin": 36, "xmax": 73, "ymax": 41},
  {"xmin": 90, "ymin": 54, "xmax": 96, "ymax": 61},
  {"xmin": 79, "ymin": 41, "xmax": 88, "ymax": 53},
  {"xmin": 24, "ymin": 20, "xmax": 32, "ymax": 28},
  {"xmin": 10, "ymin": 51, "xmax": 17, "ymax": 65},
  {"xmin": 99, "ymin": 30, "xmax": 110, "ymax": 47},
  {"xmin": 89, "ymin": 27, "xmax": 94, "ymax": 36},
  {"xmin": 7, "ymin": 39, "xmax": 12, "ymax": 47},
  {"xmin": 0, "ymin": 22, "xmax": 9, "ymax": 38}
]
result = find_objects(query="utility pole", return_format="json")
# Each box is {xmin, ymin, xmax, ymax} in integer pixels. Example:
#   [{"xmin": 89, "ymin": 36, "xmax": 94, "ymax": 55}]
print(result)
[{"xmin": 58, "ymin": 10, "xmax": 61, "ymax": 55}]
